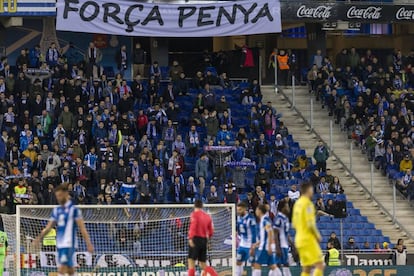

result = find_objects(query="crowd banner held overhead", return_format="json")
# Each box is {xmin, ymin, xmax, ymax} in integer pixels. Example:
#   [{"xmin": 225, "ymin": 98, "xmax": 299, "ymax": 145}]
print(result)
[
  {"xmin": 0, "ymin": 0, "xmax": 56, "ymax": 16},
  {"xmin": 56, "ymin": 0, "xmax": 281, "ymax": 37}
]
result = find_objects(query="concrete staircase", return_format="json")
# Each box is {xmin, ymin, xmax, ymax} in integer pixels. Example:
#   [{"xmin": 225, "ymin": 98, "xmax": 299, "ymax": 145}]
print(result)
[{"xmin": 261, "ymin": 85, "xmax": 414, "ymax": 247}]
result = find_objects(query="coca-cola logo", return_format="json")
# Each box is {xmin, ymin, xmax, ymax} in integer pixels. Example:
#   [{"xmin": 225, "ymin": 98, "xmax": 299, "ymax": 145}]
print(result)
[
  {"xmin": 296, "ymin": 5, "xmax": 332, "ymax": 19},
  {"xmin": 395, "ymin": 7, "xmax": 414, "ymax": 20},
  {"xmin": 346, "ymin": 6, "xmax": 382, "ymax": 20}
]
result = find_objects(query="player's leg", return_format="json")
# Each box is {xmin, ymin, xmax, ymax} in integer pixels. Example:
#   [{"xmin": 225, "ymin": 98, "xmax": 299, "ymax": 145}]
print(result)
[
  {"xmin": 236, "ymin": 247, "xmax": 248, "ymax": 276},
  {"xmin": 252, "ymin": 249, "xmax": 263, "ymax": 276},
  {"xmin": 282, "ymin": 266, "xmax": 292, "ymax": 276},
  {"xmin": 300, "ymin": 266, "xmax": 311, "ymax": 276},
  {"xmin": 0, "ymin": 255, "xmax": 4, "ymax": 276},
  {"xmin": 312, "ymin": 261, "xmax": 325, "ymax": 276},
  {"xmin": 268, "ymin": 252, "xmax": 282, "ymax": 276},
  {"xmin": 187, "ymin": 244, "xmax": 197, "ymax": 276},
  {"xmin": 281, "ymin": 248, "xmax": 292, "ymax": 276},
  {"xmin": 198, "ymin": 238, "xmax": 209, "ymax": 272},
  {"xmin": 58, "ymin": 247, "xmax": 76, "ymax": 276},
  {"xmin": 188, "ymin": 257, "xmax": 196, "ymax": 276},
  {"xmin": 296, "ymin": 246, "xmax": 312, "ymax": 276},
  {"xmin": 310, "ymin": 241, "xmax": 325, "ymax": 276}
]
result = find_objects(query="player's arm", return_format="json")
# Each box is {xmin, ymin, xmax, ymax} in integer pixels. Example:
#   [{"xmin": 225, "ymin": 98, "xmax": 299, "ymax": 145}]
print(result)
[
  {"xmin": 188, "ymin": 213, "xmax": 197, "ymax": 247},
  {"xmin": 34, "ymin": 220, "xmax": 56, "ymax": 245},
  {"xmin": 273, "ymin": 227, "xmax": 282, "ymax": 256},
  {"xmin": 208, "ymin": 216, "xmax": 214, "ymax": 238},
  {"xmin": 265, "ymin": 223, "xmax": 274, "ymax": 254},
  {"xmin": 250, "ymin": 219, "xmax": 257, "ymax": 245},
  {"xmin": 76, "ymin": 218, "xmax": 94, "ymax": 253}
]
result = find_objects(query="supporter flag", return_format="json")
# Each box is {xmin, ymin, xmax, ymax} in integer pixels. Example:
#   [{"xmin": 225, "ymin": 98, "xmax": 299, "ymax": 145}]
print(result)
[{"xmin": 21, "ymin": 253, "xmax": 38, "ymax": 268}]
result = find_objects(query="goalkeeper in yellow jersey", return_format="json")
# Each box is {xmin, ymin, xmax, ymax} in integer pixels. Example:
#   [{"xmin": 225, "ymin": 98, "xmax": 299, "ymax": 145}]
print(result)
[{"xmin": 292, "ymin": 182, "xmax": 325, "ymax": 276}]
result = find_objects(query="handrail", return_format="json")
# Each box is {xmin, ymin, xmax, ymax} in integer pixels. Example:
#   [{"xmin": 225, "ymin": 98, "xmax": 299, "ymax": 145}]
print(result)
[{"xmin": 271, "ymin": 85, "xmax": 414, "ymax": 241}]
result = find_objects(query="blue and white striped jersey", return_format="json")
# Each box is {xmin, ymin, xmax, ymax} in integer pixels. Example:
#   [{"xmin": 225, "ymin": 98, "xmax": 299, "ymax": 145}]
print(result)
[
  {"xmin": 237, "ymin": 213, "xmax": 257, "ymax": 248},
  {"xmin": 258, "ymin": 215, "xmax": 272, "ymax": 251},
  {"xmin": 273, "ymin": 212, "xmax": 290, "ymax": 248},
  {"xmin": 50, "ymin": 200, "xmax": 82, "ymax": 249}
]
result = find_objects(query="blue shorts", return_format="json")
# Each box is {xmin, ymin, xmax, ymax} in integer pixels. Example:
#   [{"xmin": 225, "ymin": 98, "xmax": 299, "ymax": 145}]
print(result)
[
  {"xmin": 237, "ymin": 246, "xmax": 250, "ymax": 263},
  {"xmin": 254, "ymin": 249, "xmax": 276, "ymax": 266},
  {"xmin": 275, "ymin": 247, "xmax": 289, "ymax": 266},
  {"xmin": 57, "ymin": 247, "xmax": 75, "ymax": 267}
]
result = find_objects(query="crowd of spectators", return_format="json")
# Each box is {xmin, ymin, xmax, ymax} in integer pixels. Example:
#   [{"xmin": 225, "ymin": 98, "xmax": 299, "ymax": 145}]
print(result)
[
  {"xmin": 303, "ymin": 47, "xmax": 414, "ymax": 199},
  {"xmin": 0, "ymin": 39, "xmax": 356, "ymax": 222}
]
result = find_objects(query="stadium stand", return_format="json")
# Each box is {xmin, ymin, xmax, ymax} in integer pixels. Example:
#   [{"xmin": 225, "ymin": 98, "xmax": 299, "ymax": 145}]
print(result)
[{"xmin": 0, "ymin": 43, "xmax": 394, "ymax": 253}]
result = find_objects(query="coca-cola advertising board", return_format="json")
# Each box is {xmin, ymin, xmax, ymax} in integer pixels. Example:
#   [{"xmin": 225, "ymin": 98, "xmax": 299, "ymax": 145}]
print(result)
[
  {"xmin": 281, "ymin": 2, "xmax": 338, "ymax": 21},
  {"xmin": 339, "ymin": 4, "xmax": 384, "ymax": 22},
  {"xmin": 394, "ymin": 6, "xmax": 414, "ymax": 21},
  {"xmin": 282, "ymin": 2, "xmax": 414, "ymax": 23}
]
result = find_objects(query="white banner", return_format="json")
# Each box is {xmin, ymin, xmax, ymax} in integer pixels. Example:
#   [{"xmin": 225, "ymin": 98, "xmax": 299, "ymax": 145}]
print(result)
[
  {"xmin": 40, "ymin": 251, "xmax": 92, "ymax": 267},
  {"xmin": 56, "ymin": 0, "xmax": 281, "ymax": 37}
]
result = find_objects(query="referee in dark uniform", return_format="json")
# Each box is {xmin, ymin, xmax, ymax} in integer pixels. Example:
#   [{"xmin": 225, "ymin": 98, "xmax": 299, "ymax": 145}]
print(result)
[{"xmin": 188, "ymin": 200, "xmax": 214, "ymax": 276}]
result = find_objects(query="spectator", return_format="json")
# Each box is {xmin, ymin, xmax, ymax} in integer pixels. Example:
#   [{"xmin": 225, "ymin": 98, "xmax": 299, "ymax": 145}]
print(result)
[
  {"xmin": 255, "ymin": 133, "xmax": 269, "ymax": 166},
  {"xmin": 171, "ymin": 176, "xmax": 184, "ymax": 204},
  {"xmin": 115, "ymin": 45, "xmax": 128, "ymax": 77},
  {"xmin": 288, "ymin": 184, "xmax": 300, "ymax": 201},
  {"xmin": 281, "ymin": 158, "xmax": 294, "ymax": 180},
  {"xmin": 207, "ymin": 185, "xmax": 219, "ymax": 203},
  {"xmin": 316, "ymin": 176, "xmax": 330, "ymax": 195},
  {"xmin": 270, "ymin": 159, "xmax": 283, "ymax": 179},
  {"xmin": 186, "ymin": 125, "xmax": 200, "ymax": 157},
  {"xmin": 362, "ymin": 241, "xmax": 371, "ymax": 251},
  {"xmin": 400, "ymin": 154, "xmax": 413, "ymax": 172},
  {"xmin": 184, "ymin": 176, "xmax": 197, "ymax": 203},
  {"xmin": 195, "ymin": 154, "xmax": 209, "ymax": 196},
  {"xmin": 169, "ymin": 60, "xmax": 183, "ymax": 82},
  {"xmin": 206, "ymin": 142, "xmax": 232, "ymax": 185},
  {"xmin": 315, "ymin": 197, "xmax": 333, "ymax": 218},
  {"xmin": 132, "ymin": 43, "xmax": 145, "ymax": 77},
  {"xmin": 45, "ymin": 43, "xmax": 59, "ymax": 68},
  {"xmin": 329, "ymin": 177, "xmax": 344, "ymax": 194},
  {"xmin": 393, "ymin": 244, "xmax": 407, "ymax": 265},
  {"xmin": 328, "ymin": 232, "xmax": 341, "ymax": 250},
  {"xmin": 216, "ymin": 124, "xmax": 234, "ymax": 145},
  {"xmin": 313, "ymin": 140, "xmax": 329, "ymax": 172},
  {"xmin": 137, "ymin": 172, "xmax": 151, "ymax": 204},
  {"xmin": 398, "ymin": 170, "xmax": 412, "ymax": 195},
  {"xmin": 172, "ymin": 135, "xmax": 186, "ymax": 156},
  {"xmin": 254, "ymin": 167, "xmax": 270, "ymax": 193},
  {"xmin": 326, "ymin": 199, "xmax": 337, "ymax": 216},
  {"xmin": 224, "ymin": 181, "xmax": 238, "ymax": 204},
  {"xmin": 373, "ymin": 242, "xmax": 384, "ymax": 252},
  {"xmin": 344, "ymin": 237, "xmax": 359, "ymax": 251}
]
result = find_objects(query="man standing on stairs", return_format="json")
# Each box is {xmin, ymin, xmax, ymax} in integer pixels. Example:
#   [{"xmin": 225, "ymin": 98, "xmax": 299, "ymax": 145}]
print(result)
[{"xmin": 313, "ymin": 140, "xmax": 329, "ymax": 173}]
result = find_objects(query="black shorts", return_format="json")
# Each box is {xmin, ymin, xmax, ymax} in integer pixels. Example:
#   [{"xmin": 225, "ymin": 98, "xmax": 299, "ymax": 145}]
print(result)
[{"xmin": 188, "ymin": 237, "xmax": 208, "ymax": 262}]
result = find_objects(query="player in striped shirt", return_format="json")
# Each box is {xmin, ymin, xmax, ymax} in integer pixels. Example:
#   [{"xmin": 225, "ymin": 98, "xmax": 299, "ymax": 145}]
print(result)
[
  {"xmin": 252, "ymin": 204, "xmax": 281, "ymax": 276},
  {"xmin": 236, "ymin": 202, "xmax": 256, "ymax": 276},
  {"xmin": 274, "ymin": 199, "xmax": 292, "ymax": 276},
  {"xmin": 34, "ymin": 184, "xmax": 94, "ymax": 276}
]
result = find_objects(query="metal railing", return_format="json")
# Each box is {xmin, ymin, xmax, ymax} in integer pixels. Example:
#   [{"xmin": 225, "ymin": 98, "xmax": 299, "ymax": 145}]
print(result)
[{"xmin": 275, "ymin": 81, "xmax": 414, "ymax": 241}]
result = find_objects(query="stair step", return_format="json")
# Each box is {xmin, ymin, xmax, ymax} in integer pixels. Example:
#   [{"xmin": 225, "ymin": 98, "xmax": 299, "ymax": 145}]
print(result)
[{"xmin": 262, "ymin": 85, "xmax": 414, "ymax": 245}]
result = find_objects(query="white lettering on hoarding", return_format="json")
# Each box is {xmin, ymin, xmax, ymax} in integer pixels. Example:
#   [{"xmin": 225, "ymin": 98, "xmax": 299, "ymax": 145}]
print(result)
[
  {"xmin": 346, "ymin": 6, "xmax": 382, "ymax": 20},
  {"xmin": 296, "ymin": 5, "xmax": 332, "ymax": 19}
]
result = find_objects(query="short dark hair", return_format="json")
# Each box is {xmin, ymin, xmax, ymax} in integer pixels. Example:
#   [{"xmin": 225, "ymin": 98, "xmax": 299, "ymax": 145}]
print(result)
[
  {"xmin": 256, "ymin": 204, "xmax": 267, "ymax": 215},
  {"xmin": 237, "ymin": 201, "xmax": 248, "ymax": 209},
  {"xmin": 55, "ymin": 183, "xmax": 69, "ymax": 193},
  {"xmin": 277, "ymin": 199, "xmax": 288, "ymax": 212},
  {"xmin": 194, "ymin": 199, "xmax": 203, "ymax": 209},
  {"xmin": 300, "ymin": 181, "xmax": 313, "ymax": 195}
]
